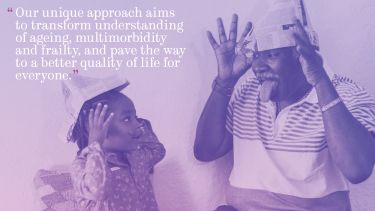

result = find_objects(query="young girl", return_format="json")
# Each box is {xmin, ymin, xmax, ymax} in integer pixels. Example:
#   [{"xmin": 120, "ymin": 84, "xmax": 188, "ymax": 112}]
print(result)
[{"xmin": 69, "ymin": 89, "xmax": 165, "ymax": 211}]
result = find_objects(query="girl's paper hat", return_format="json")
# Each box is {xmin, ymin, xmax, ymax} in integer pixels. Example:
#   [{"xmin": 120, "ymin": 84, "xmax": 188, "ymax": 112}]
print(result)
[
  {"xmin": 59, "ymin": 74, "xmax": 129, "ymax": 141},
  {"xmin": 252, "ymin": 0, "xmax": 319, "ymax": 51}
]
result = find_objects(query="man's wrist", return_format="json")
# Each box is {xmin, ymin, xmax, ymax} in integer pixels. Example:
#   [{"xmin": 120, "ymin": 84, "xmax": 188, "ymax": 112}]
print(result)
[
  {"xmin": 216, "ymin": 76, "xmax": 238, "ymax": 87},
  {"xmin": 320, "ymin": 97, "xmax": 342, "ymax": 112},
  {"xmin": 314, "ymin": 71, "xmax": 343, "ymax": 108},
  {"xmin": 311, "ymin": 68, "xmax": 329, "ymax": 87},
  {"xmin": 313, "ymin": 72, "xmax": 332, "ymax": 91},
  {"xmin": 212, "ymin": 76, "xmax": 237, "ymax": 96}
]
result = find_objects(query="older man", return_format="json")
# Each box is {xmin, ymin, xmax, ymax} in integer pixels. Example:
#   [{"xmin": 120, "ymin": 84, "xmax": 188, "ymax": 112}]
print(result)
[{"xmin": 194, "ymin": 10, "xmax": 375, "ymax": 211}]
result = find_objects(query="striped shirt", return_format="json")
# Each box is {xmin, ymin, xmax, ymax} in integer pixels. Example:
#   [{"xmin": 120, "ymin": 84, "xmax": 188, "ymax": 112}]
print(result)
[{"xmin": 226, "ymin": 73, "xmax": 375, "ymax": 198}]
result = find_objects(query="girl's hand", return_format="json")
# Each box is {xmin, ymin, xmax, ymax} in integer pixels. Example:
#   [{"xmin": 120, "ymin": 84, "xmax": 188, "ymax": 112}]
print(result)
[
  {"xmin": 88, "ymin": 103, "xmax": 114, "ymax": 145},
  {"xmin": 135, "ymin": 118, "xmax": 158, "ymax": 143},
  {"xmin": 207, "ymin": 14, "xmax": 253, "ymax": 84},
  {"xmin": 115, "ymin": 118, "xmax": 155, "ymax": 152}
]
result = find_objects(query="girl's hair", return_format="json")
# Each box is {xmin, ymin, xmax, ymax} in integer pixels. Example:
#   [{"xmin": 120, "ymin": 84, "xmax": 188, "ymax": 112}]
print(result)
[{"xmin": 67, "ymin": 90, "xmax": 124, "ymax": 154}]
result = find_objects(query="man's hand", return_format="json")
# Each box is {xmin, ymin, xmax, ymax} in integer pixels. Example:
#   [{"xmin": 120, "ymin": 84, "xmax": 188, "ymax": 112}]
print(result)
[
  {"xmin": 88, "ymin": 103, "xmax": 114, "ymax": 145},
  {"xmin": 293, "ymin": 19, "xmax": 327, "ymax": 86},
  {"xmin": 207, "ymin": 14, "xmax": 253, "ymax": 84}
]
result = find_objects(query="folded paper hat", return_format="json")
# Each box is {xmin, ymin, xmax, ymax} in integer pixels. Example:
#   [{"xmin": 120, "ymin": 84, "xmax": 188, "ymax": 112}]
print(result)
[
  {"xmin": 253, "ymin": 0, "xmax": 319, "ymax": 51},
  {"xmin": 59, "ymin": 74, "xmax": 129, "ymax": 141}
]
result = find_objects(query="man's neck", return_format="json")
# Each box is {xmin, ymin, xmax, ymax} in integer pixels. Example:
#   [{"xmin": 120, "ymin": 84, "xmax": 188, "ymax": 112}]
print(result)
[{"xmin": 276, "ymin": 79, "xmax": 312, "ymax": 113}]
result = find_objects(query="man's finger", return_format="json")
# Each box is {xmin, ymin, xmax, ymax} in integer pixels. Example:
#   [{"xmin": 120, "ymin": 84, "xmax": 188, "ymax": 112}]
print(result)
[
  {"xmin": 240, "ymin": 47, "xmax": 251, "ymax": 54},
  {"xmin": 217, "ymin": 18, "xmax": 227, "ymax": 43},
  {"xmin": 228, "ymin": 14, "xmax": 238, "ymax": 42},
  {"xmin": 293, "ymin": 33, "xmax": 312, "ymax": 57},
  {"xmin": 295, "ymin": 45, "xmax": 310, "ymax": 59},
  {"xmin": 293, "ymin": 19, "xmax": 311, "ymax": 45},
  {"xmin": 293, "ymin": 32, "xmax": 307, "ymax": 45},
  {"xmin": 207, "ymin": 31, "xmax": 219, "ymax": 49},
  {"xmin": 237, "ymin": 40, "xmax": 250, "ymax": 53},
  {"xmin": 246, "ymin": 57, "xmax": 254, "ymax": 67},
  {"xmin": 238, "ymin": 22, "xmax": 253, "ymax": 44}
]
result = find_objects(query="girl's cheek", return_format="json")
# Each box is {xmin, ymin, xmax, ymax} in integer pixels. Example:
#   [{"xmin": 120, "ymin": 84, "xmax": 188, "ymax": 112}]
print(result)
[{"xmin": 107, "ymin": 126, "xmax": 115, "ymax": 136}]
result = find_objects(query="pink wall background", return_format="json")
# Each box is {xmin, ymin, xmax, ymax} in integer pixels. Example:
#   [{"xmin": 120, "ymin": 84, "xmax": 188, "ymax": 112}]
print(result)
[{"xmin": 1, "ymin": 0, "xmax": 374, "ymax": 210}]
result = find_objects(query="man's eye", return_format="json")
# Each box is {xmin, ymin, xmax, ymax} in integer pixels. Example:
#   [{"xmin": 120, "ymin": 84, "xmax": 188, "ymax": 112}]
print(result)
[
  {"xmin": 267, "ymin": 52, "xmax": 279, "ymax": 58},
  {"xmin": 122, "ymin": 117, "xmax": 130, "ymax": 122}
]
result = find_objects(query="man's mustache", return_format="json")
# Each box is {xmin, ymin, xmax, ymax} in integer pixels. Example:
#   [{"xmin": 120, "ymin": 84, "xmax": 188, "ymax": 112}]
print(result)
[{"xmin": 255, "ymin": 72, "xmax": 279, "ymax": 82}]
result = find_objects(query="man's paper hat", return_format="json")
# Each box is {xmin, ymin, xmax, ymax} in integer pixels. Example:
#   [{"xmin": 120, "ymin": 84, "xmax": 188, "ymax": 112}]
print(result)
[
  {"xmin": 253, "ymin": 0, "xmax": 319, "ymax": 51},
  {"xmin": 59, "ymin": 74, "xmax": 129, "ymax": 141}
]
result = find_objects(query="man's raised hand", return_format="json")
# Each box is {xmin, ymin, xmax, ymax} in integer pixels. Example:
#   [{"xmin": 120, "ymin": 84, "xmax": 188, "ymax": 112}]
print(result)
[
  {"xmin": 207, "ymin": 14, "xmax": 253, "ymax": 84},
  {"xmin": 293, "ymin": 19, "xmax": 326, "ymax": 86}
]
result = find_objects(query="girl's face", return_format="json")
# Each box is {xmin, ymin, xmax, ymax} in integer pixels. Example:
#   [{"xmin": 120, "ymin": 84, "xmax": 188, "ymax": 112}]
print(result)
[{"xmin": 101, "ymin": 95, "xmax": 144, "ymax": 152}]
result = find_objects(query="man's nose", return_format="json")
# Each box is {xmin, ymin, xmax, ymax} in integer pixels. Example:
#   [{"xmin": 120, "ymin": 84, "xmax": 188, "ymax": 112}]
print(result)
[{"xmin": 252, "ymin": 58, "xmax": 269, "ymax": 74}]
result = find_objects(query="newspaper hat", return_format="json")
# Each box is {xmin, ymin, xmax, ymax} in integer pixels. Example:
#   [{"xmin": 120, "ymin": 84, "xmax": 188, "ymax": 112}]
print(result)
[
  {"xmin": 59, "ymin": 74, "xmax": 129, "ymax": 141},
  {"xmin": 252, "ymin": 0, "xmax": 319, "ymax": 52}
]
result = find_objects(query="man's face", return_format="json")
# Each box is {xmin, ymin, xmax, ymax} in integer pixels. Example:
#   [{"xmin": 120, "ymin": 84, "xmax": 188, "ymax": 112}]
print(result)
[{"xmin": 251, "ymin": 47, "xmax": 303, "ymax": 102}]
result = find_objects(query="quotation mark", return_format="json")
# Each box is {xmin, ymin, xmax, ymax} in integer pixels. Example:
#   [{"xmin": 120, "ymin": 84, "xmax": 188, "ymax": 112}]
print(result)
[
  {"xmin": 7, "ymin": 7, "xmax": 13, "ymax": 12},
  {"xmin": 73, "ymin": 69, "xmax": 79, "ymax": 74}
]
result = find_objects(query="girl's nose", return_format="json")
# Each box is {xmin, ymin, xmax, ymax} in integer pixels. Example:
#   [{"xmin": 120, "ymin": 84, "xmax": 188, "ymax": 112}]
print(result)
[{"xmin": 135, "ymin": 118, "xmax": 144, "ymax": 128}]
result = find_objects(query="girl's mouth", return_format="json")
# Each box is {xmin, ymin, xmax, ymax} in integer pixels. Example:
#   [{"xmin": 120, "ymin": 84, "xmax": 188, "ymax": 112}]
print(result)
[{"xmin": 132, "ymin": 127, "xmax": 144, "ymax": 139}]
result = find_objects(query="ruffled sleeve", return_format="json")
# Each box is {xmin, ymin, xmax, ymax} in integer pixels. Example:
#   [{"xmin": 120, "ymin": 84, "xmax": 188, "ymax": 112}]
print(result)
[{"xmin": 71, "ymin": 142, "xmax": 110, "ymax": 201}]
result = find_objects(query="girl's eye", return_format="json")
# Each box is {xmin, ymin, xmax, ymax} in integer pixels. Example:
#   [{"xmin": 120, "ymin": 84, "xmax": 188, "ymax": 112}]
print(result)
[{"xmin": 122, "ymin": 117, "xmax": 130, "ymax": 122}]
